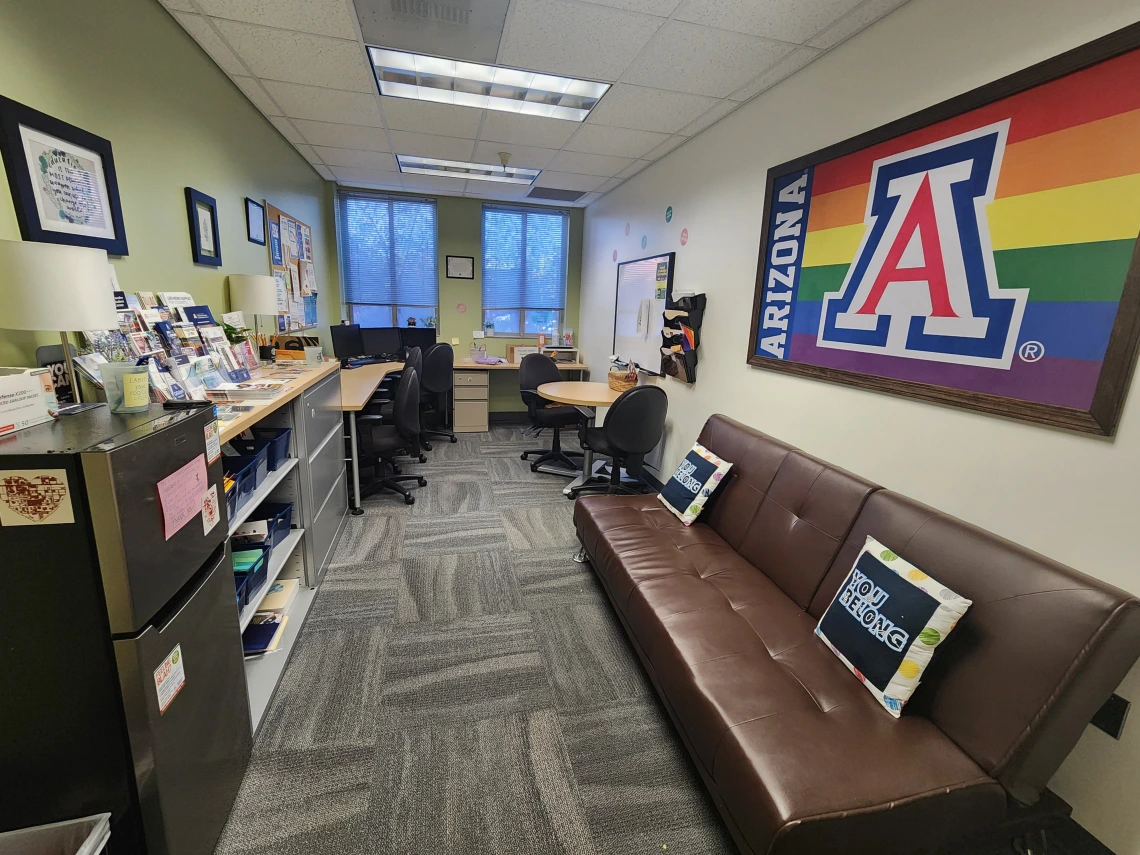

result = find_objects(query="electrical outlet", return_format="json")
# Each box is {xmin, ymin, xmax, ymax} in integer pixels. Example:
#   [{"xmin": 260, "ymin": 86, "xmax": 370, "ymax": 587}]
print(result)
[
  {"xmin": 1091, "ymin": 693, "xmax": 1130, "ymax": 739},
  {"xmin": 451, "ymin": 337, "xmax": 460, "ymax": 346}
]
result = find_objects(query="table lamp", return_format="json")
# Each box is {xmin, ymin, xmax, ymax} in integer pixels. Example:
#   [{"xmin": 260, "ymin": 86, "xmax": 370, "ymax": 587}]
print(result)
[
  {"xmin": 0, "ymin": 239, "xmax": 118, "ymax": 411},
  {"xmin": 227, "ymin": 274, "xmax": 278, "ymax": 347}
]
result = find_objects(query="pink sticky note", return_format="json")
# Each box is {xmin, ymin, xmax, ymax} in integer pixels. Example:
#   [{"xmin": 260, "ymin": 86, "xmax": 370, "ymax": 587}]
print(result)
[{"xmin": 157, "ymin": 454, "xmax": 208, "ymax": 541}]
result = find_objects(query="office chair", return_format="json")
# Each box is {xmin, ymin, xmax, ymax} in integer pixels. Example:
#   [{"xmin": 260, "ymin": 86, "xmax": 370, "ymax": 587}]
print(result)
[
  {"xmin": 518, "ymin": 353, "xmax": 584, "ymax": 474},
  {"xmin": 569, "ymin": 384, "xmax": 668, "ymax": 499},
  {"xmin": 364, "ymin": 346, "xmax": 420, "ymax": 415},
  {"xmin": 355, "ymin": 367, "xmax": 426, "ymax": 505},
  {"xmin": 420, "ymin": 342, "xmax": 457, "ymax": 447}
]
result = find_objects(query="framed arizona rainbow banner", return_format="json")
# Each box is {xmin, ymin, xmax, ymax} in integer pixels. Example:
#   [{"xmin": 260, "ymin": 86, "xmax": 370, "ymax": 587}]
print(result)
[{"xmin": 748, "ymin": 25, "xmax": 1140, "ymax": 435}]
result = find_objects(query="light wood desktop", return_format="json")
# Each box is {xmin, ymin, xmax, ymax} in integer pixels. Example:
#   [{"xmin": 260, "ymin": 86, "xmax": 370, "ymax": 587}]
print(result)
[
  {"xmin": 219, "ymin": 359, "xmax": 340, "ymax": 443},
  {"xmin": 537, "ymin": 381, "xmax": 622, "ymax": 495},
  {"xmin": 337, "ymin": 361, "xmax": 404, "ymax": 513}
]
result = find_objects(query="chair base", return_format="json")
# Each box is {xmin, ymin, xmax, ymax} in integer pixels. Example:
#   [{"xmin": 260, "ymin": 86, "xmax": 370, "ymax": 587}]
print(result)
[
  {"xmin": 361, "ymin": 462, "xmax": 427, "ymax": 505},
  {"xmin": 530, "ymin": 450, "xmax": 582, "ymax": 474},
  {"xmin": 423, "ymin": 429, "xmax": 457, "ymax": 444}
]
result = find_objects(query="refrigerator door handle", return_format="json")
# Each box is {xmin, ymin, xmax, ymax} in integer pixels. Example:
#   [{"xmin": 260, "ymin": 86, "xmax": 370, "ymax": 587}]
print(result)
[{"xmin": 149, "ymin": 543, "xmax": 229, "ymax": 636}]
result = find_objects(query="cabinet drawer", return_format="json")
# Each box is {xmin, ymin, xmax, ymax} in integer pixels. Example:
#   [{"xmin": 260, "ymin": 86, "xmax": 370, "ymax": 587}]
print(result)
[
  {"xmin": 454, "ymin": 385, "xmax": 488, "ymax": 401},
  {"xmin": 303, "ymin": 372, "xmax": 343, "ymax": 456},
  {"xmin": 454, "ymin": 370, "xmax": 489, "ymax": 387},
  {"xmin": 311, "ymin": 469, "xmax": 348, "ymax": 579},
  {"xmin": 454, "ymin": 400, "xmax": 488, "ymax": 431},
  {"xmin": 307, "ymin": 421, "xmax": 345, "ymax": 509}
]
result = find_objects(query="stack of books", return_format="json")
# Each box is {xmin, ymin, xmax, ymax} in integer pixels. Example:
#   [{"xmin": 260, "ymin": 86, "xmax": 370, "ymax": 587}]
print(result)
[
  {"xmin": 206, "ymin": 380, "xmax": 289, "ymax": 402},
  {"xmin": 242, "ymin": 578, "xmax": 298, "ymax": 656}
]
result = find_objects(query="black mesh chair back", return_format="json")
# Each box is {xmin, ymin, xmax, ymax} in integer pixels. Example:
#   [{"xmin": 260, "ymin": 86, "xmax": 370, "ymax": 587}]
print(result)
[
  {"xmin": 604, "ymin": 385, "xmax": 668, "ymax": 456},
  {"xmin": 393, "ymin": 367, "xmax": 421, "ymax": 443},
  {"xmin": 422, "ymin": 343, "xmax": 454, "ymax": 394},
  {"xmin": 407, "ymin": 346, "xmax": 423, "ymax": 379}
]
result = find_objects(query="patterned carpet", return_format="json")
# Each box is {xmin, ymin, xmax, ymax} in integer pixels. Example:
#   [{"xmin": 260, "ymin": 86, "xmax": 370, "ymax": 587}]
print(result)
[{"xmin": 214, "ymin": 424, "xmax": 1113, "ymax": 855}]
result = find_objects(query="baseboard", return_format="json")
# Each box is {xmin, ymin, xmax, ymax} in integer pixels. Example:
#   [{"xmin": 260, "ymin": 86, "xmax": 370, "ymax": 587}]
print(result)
[{"xmin": 489, "ymin": 412, "xmax": 530, "ymax": 425}]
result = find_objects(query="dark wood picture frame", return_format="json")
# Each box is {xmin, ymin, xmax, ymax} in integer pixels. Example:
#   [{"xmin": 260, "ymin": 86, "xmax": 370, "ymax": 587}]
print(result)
[
  {"xmin": 185, "ymin": 187, "xmax": 222, "ymax": 267},
  {"xmin": 747, "ymin": 22, "xmax": 1140, "ymax": 436},
  {"xmin": 0, "ymin": 95, "xmax": 129, "ymax": 256},
  {"xmin": 445, "ymin": 255, "xmax": 475, "ymax": 279},
  {"xmin": 245, "ymin": 197, "xmax": 266, "ymax": 245}
]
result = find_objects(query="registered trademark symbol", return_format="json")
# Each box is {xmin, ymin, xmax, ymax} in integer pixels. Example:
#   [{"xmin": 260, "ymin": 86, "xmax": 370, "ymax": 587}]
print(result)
[{"xmin": 1018, "ymin": 341, "xmax": 1045, "ymax": 362}]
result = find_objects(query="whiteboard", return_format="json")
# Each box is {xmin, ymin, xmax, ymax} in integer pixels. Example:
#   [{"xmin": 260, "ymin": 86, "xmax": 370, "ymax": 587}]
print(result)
[{"xmin": 613, "ymin": 253, "xmax": 674, "ymax": 372}]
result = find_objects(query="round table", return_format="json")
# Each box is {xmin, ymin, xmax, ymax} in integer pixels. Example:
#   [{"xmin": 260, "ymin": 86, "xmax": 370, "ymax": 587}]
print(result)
[{"xmin": 537, "ymin": 381, "xmax": 623, "ymax": 495}]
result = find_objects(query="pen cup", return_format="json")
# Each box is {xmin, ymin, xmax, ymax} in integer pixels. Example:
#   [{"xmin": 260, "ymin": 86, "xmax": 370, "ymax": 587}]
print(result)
[
  {"xmin": 304, "ymin": 346, "xmax": 323, "ymax": 366},
  {"xmin": 103, "ymin": 363, "xmax": 150, "ymax": 413}
]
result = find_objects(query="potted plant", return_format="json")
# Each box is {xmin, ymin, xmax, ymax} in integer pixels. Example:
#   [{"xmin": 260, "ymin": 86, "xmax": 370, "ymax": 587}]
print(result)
[{"xmin": 484, "ymin": 320, "xmax": 495, "ymax": 335}]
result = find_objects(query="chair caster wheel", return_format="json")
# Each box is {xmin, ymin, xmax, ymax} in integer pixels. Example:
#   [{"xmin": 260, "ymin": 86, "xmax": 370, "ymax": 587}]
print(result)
[
  {"xmin": 521, "ymin": 452, "xmax": 528, "ymax": 460},
  {"xmin": 450, "ymin": 436, "xmax": 457, "ymax": 443},
  {"xmin": 404, "ymin": 495, "xmax": 415, "ymax": 505},
  {"xmin": 392, "ymin": 465, "xmax": 402, "ymax": 474},
  {"xmin": 418, "ymin": 454, "xmax": 427, "ymax": 463},
  {"xmin": 418, "ymin": 477, "xmax": 427, "ymax": 486},
  {"xmin": 423, "ymin": 441, "xmax": 433, "ymax": 451},
  {"xmin": 531, "ymin": 463, "xmax": 539, "ymax": 472}
]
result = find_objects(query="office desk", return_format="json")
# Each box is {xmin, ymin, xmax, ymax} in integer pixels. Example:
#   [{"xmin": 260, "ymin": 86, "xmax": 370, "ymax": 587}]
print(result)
[
  {"xmin": 537, "ymin": 381, "xmax": 621, "ymax": 495},
  {"xmin": 339, "ymin": 361, "xmax": 404, "ymax": 514},
  {"xmin": 453, "ymin": 359, "xmax": 589, "ymax": 432},
  {"xmin": 219, "ymin": 360, "xmax": 340, "ymax": 443}
]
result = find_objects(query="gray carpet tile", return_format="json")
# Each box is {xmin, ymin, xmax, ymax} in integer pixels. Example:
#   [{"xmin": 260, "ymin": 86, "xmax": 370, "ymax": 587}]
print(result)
[
  {"xmin": 512, "ymin": 549, "xmax": 608, "ymax": 609},
  {"xmin": 500, "ymin": 504, "xmax": 579, "ymax": 550},
  {"xmin": 255, "ymin": 625, "xmax": 388, "ymax": 752},
  {"xmin": 486, "ymin": 456, "xmax": 559, "ymax": 482},
  {"xmin": 489, "ymin": 480, "xmax": 578, "ymax": 507},
  {"xmin": 479, "ymin": 441, "xmax": 544, "ymax": 457},
  {"xmin": 559, "ymin": 699, "xmax": 735, "ymax": 855},
  {"xmin": 367, "ymin": 710, "xmax": 598, "ymax": 855},
  {"xmin": 330, "ymin": 512, "xmax": 405, "ymax": 564},
  {"xmin": 408, "ymin": 481, "xmax": 498, "ymax": 516},
  {"xmin": 216, "ymin": 745, "xmax": 374, "ymax": 855},
  {"xmin": 305, "ymin": 579, "xmax": 398, "ymax": 630},
  {"xmin": 401, "ymin": 511, "xmax": 509, "ymax": 555},
  {"xmin": 408, "ymin": 458, "xmax": 490, "ymax": 483},
  {"xmin": 379, "ymin": 612, "xmax": 553, "ymax": 728},
  {"xmin": 532, "ymin": 603, "xmax": 652, "ymax": 710},
  {"xmin": 396, "ymin": 552, "xmax": 524, "ymax": 623}
]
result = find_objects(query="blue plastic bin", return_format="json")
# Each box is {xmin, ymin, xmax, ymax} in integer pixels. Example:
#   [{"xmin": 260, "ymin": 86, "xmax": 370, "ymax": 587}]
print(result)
[
  {"xmin": 250, "ymin": 427, "xmax": 292, "ymax": 471},
  {"xmin": 234, "ymin": 502, "xmax": 293, "ymax": 550},
  {"xmin": 233, "ymin": 545, "xmax": 271, "ymax": 605},
  {"xmin": 223, "ymin": 456, "xmax": 259, "ymax": 512},
  {"xmin": 225, "ymin": 441, "xmax": 269, "ymax": 487}
]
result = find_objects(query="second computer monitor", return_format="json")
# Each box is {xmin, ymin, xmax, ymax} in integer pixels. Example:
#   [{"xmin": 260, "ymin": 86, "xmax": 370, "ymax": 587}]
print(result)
[
  {"xmin": 400, "ymin": 327, "xmax": 437, "ymax": 351},
  {"xmin": 330, "ymin": 323, "xmax": 365, "ymax": 360},
  {"xmin": 361, "ymin": 326, "xmax": 404, "ymax": 358}
]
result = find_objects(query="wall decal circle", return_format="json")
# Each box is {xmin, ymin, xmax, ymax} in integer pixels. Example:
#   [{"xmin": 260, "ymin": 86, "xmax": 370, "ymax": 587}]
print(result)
[
  {"xmin": 625, "ymin": 222, "xmax": 630, "ymax": 236},
  {"xmin": 612, "ymin": 250, "xmax": 617, "ymax": 262},
  {"xmin": 680, "ymin": 228, "xmax": 689, "ymax": 246},
  {"xmin": 641, "ymin": 235, "xmax": 648, "ymax": 249},
  {"xmin": 456, "ymin": 302, "xmax": 467, "ymax": 314},
  {"xmin": 665, "ymin": 206, "xmax": 673, "ymax": 223}
]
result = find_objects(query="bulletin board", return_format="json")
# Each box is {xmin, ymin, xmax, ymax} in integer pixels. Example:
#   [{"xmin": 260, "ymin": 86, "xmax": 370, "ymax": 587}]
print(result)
[{"xmin": 265, "ymin": 202, "xmax": 319, "ymax": 331}]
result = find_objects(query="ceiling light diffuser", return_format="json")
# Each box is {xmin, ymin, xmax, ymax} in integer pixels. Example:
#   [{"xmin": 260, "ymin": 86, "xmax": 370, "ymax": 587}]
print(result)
[
  {"xmin": 396, "ymin": 155, "xmax": 541, "ymax": 185},
  {"xmin": 370, "ymin": 47, "xmax": 609, "ymax": 122}
]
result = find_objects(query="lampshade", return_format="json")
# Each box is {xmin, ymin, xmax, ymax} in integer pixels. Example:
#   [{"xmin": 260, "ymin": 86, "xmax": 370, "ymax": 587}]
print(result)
[
  {"xmin": 0, "ymin": 240, "xmax": 117, "ymax": 331},
  {"xmin": 228, "ymin": 274, "xmax": 279, "ymax": 317}
]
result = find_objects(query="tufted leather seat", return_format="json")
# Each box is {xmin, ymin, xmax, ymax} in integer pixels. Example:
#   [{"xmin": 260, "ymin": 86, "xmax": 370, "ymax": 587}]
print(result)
[{"xmin": 574, "ymin": 415, "xmax": 1140, "ymax": 855}]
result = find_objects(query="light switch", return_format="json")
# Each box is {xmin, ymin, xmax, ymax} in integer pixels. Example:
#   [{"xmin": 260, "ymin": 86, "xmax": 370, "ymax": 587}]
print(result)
[{"xmin": 451, "ymin": 337, "xmax": 460, "ymax": 346}]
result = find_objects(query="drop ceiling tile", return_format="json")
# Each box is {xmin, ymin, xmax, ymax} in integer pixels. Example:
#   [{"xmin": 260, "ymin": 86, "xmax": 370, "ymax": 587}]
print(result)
[
  {"xmin": 586, "ymin": 84, "xmax": 718, "ymax": 134},
  {"xmin": 499, "ymin": 0, "xmax": 662, "ymax": 81},
  {"xmin": 463, "ymin": 183, "xmax": 534, "ymax": 199},
  {"xmin": 399, "ymin": 174, "xmax": 470, "ymax": 194},
  {"xmin": 263, "ymin": 80, "xmax": 383, "ymax": 126},
  {"xmin": 213, "ymin": 21, "xmax": 373, "ymax": 92},
  {"xmin": 294, "ymin": 143, "xmax": 319, "ymax": 162},
  {"xmin": 533, "ymin": 171, "xmax": 605, "ymax": 192},
  {"xmin": 675, "ymin": 0, "xmax": 864, "ymax": 44},
  {"xmin": 173, "ymin": 13, "xmax": 246, "ymax": 76},
  {"xmin": 331, "ymin": 165, "xmax": 401, "ymax": 184},
  {"xmin": 231, "ymin": 75, "xmax": 283, "ymax": 117},
  {"xmin": 598, "ymin": 176, "xmax": 625, "ymax": 193},
  {"xmin": 644, "ymin": 135, "xmax": 687, "ymax": 159},
  {"xmin": 388, "ymin": 131, "xmax": 476, "ymax": 161},
  {"xmin": 312, "ymin": 147, "xmax": 398, "ymax": 170},
  {"xmin": 548, "ymin": 150, "xmax": 633, "ymax": 177},
  {"xmin": 808, "ymin": 0, "xmax": 909, "ymax": 48},
  {"xmin": 160, "ymin": 0, "xmax": 198, "ymax": 13},
  {"xmin": 472, "ymin": 141, "xmax": 558, "ymax": 170},
  {"xmin": 479, "ymin": 112, "xmax": 579, "ymax": 149},
  {"xmin": 580, "ymin": 0, "xmax": 684, "ymax": 14},
  {"xmin": 677, "ymin": 99, "xmax": 737, "ymax": 136},
  {"xmin": 291, "ymin": 120, "xmax": 390, "ymax": 151},
  {"xmin": 729, "ymin": 45, "xmax": 821, "ymax": 100},
  {"xmin": 268, "ymin": 116, "xmax": 304, "ymax": 144},
  {"xmin": 194, "ymin": 0, "xmax": 359, "ymax": 39},
  {"xmin": 564, "ymin": 124, "xmax": 669, "ymax": 158},
  {"xmin": 617, "ymin": 159, "xmax": 652, "ymax": 178},
  {"xmin": 314, "ymin": 164, "xmax": 335, "ymax": 180},
  {"xmin": 623, "ymin": 20, "xmax": 795, "ymax": 97},
  {"xmin": 380, "ymin": 97, "xmax": 483, "ymax": 139}
]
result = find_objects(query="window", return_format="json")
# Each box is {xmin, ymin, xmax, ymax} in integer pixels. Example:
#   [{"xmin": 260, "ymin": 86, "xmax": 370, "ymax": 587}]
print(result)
[
  {"xmin": 337, "ymin": 191, "xmax": 438, "ymax": 327},
  {"xmin": 482, "ymin": 204, "xmax": 569, "ymax": 337}
]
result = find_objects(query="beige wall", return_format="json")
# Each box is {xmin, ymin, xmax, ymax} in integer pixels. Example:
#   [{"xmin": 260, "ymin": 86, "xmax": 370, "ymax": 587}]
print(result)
[
  {"xmin": 0, "ymin": 0, "xmax": 334, "ymax": 365},
  {"xmin": 579, "ymin": 0, "xmax": 1140, "ymax": 850}
]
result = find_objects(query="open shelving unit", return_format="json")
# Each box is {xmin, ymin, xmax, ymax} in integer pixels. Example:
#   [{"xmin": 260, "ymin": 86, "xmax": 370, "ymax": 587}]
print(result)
[
  {"xmin": 245, "ymin": 583, "xmax": 316, "ymax": 730},
  {"xmin": 227, "ymin": 458, "xmax": 299, "ymax": 536},
  {"xmin": 237, "ymin": 528, "xmax": 305, "ymax": 632}
]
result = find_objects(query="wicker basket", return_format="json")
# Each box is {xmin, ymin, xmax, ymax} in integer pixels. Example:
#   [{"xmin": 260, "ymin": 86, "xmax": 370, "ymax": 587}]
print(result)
[{"xmin": 608, "ymin": 370, "xmax": 637, "ymax": 392}]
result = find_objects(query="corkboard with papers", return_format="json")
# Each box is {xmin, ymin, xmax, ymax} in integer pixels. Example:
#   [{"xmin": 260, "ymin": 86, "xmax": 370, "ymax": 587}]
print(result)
[{"xmin": 265, "ymin": 203, "xmax": 319, "ymax": 331}]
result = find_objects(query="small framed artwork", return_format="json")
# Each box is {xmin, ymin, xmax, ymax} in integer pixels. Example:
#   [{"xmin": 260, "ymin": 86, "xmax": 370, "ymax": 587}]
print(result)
[
  {"xmin": 185, "ymin": 188, "xmax": 221, "ymax": 266},
  {"xmin": 0, "ymin": 95, "xmax": 129, "ymax": 255},
  {"xmin": 446, "ymin": 255, "xmax": 475, "ymax": 279},
  {"xmin": 245, "ymin": 197, "xmax": 266, "ymax": 245}
]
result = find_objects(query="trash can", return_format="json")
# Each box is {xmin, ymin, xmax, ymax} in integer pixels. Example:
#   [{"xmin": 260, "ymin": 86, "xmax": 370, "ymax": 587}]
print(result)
[{"xmin": 0, "ymin": 814, "xmax": 111, "ymax": 855}]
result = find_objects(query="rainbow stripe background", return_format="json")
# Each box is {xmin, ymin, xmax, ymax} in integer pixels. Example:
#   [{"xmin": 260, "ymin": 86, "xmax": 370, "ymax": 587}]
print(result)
[{"xmin": 787, "ymin": 48, "xmax": 1140, "ymax": 410}]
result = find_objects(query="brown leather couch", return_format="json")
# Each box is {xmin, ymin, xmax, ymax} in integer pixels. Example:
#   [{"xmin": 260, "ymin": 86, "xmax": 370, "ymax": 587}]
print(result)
[{"xmin": 574, "ymin": 414, "xmax": 1140, "ymax": 855}]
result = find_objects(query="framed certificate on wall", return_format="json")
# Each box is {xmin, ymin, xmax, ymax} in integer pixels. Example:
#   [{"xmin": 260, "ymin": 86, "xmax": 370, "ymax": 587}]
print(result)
[{"xmin": 446, "ymin": 255, "xmax": 475, "ymax": 279}]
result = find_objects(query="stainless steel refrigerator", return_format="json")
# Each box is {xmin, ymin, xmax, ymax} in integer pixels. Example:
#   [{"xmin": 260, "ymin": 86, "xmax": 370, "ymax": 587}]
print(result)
[{"xmin": 0, "ymin": 404, "xmax": 251, "ymax": 855}]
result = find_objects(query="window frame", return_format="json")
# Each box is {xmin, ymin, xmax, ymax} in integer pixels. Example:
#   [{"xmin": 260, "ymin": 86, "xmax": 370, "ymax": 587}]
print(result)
[{"xmin": 480, "ymin": 203, "xmax": 570, "ymax": 339}]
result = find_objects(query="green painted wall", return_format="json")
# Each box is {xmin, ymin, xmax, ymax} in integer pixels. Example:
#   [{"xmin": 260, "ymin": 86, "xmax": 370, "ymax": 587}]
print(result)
[
  {"xmin": 331, "ymin": 193, "xmax": 584, "ymax": 413},
  {"xmin": 0, "ymin": 0, "xmax": 335, "ymax": 366}
]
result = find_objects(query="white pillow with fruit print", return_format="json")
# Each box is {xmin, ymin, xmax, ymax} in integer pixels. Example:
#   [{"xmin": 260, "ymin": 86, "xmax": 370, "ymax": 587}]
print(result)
[{"xmin": 815, "ymin": 536, "xmax": 972, "ymax": 718}]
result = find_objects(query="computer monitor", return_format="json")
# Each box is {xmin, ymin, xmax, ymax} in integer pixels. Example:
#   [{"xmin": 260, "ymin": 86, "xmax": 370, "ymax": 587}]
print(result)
[
  {"xmin": 330, "ymin": 323, "xmax": 365, "ymax": 361},
  {"xmin": 361, "ymin": 326, "xmax": 403, "ymax": 358},
  {"xmin": 400, "ymin": 327, "xmax": 437, "ymax": 351}
]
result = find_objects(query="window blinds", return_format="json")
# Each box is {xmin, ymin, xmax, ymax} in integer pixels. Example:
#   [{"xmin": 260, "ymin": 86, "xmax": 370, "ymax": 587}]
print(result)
[
  {"xmin": 338, "ymin": 191, "xmax": 438, "ymax": 306},
  {"xmin": 482, "ymin": 205, "xmax": 569, "ymax": 310}
]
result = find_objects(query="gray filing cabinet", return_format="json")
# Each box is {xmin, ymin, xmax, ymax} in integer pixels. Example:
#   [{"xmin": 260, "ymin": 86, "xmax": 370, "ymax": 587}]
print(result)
[{"xmin": 292, "ymin": 371, "xmax": 348, "ymax": 586}]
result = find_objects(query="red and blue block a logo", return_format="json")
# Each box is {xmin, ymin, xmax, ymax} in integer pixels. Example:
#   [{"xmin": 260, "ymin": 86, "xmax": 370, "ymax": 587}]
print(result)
[{"xmin": 819, "ymin": 121, "xmax": 1027, "ymax": 368}]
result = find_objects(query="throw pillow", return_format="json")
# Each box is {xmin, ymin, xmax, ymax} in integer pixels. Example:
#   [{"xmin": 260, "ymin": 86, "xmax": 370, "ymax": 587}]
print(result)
[
  {"xmin": 658, "ymin": 442, "xmax": 732, "ymax": 525},
  {"xmin": 815, "ymin": 536, "xmax": 972, "ymax": 717}
]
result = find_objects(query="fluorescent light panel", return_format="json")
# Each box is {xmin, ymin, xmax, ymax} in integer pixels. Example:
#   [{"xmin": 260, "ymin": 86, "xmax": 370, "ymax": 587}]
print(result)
[
  {"xmin": 396, "ymin": 155, "xmax": 540, "ymax": 185},
  {"xmin": 369, "ymin": 47, "xmax": 609, "ymax": 122}
]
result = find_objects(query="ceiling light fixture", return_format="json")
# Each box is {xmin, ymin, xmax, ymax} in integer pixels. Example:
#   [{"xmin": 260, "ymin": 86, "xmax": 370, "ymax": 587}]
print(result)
[
  {"xmin": 396, "ymin": 154, "xmax": 540, "ymax": 185},
  {"xmin": 369, "ymin": 47, "xmax": 610, "ymax": 122}
]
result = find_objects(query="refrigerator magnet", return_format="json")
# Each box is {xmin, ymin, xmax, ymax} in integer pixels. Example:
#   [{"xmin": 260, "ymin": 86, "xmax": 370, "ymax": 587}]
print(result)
[
  {"xmin": 201, "ymin": 485, "xmax": 220, "ymax": 535},
  {"xmin": 0, "ymin": 470, "xmax": 75, "ymax": 526}
]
